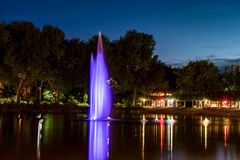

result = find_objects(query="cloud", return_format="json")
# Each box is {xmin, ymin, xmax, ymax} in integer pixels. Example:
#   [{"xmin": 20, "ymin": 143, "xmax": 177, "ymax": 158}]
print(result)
[
  {"xmin": 165, "ymin": 56, "xmax": 240, "ymax": 73},
  {"xmin": 164, "ymin": 59, "xmax": 188, "ymax": 68},
  {"xmin": 210, "ymin": 58, "xmax": 240, "ymax": 72}
]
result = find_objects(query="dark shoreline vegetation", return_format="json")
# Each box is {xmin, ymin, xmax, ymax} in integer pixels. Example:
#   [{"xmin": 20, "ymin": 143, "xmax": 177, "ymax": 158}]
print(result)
[
  {"xmin": 1, "ymin": 104, "xmax": 240, "ymax": 118},
  {"xmin": 0, "ymin": 21, "xmax": 240, "ymax": 111}
]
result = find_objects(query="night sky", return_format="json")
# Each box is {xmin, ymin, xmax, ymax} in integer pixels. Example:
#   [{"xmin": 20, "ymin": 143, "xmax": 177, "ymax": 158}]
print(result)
[{"xmin": 1, "ymin": 0, "xmax": 240, "ymax": 66}]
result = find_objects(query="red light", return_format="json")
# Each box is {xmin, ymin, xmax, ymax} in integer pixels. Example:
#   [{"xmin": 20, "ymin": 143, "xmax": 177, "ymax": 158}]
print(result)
[{"xmin": 223, "ymin": 100, "xmax": 228, "ymax": 105}]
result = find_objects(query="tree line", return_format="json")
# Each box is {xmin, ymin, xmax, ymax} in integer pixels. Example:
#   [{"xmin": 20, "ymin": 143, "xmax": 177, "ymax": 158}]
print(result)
[{"xmin": 0, "ymin": 21, "xmax": 238, "ymax": 106}]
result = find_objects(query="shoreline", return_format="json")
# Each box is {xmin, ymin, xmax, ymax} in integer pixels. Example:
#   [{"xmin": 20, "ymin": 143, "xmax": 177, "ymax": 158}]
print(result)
[
  {"xmin": 142, "ymin": 107, "xmax": 240, "ymax": 117},
  {"xmin": 0, "ymin": 104, "xmax": 240, "ymax": 117}
]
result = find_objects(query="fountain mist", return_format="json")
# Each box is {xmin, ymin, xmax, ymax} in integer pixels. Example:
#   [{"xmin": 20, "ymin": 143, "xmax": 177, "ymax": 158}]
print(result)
[{"xmin": 89, "ymin": 32, "xmax": 111, "ymax": 120}]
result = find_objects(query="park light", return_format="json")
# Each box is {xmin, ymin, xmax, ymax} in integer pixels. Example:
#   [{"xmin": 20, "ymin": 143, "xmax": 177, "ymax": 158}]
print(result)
[
  {"xmin": 140, "ymin": 97, "xmax": 147, "ymax": 107},
  {"xmin": 203, "ymin": 98, "xmax": 209, "ymax": 102},
  {"xmin": 168, "ymin": 98, "xmax": 174, "ymax": 103},
  {"xmin": 139, "ymin": 97, "xmax": 146, "ymax": 102},
  {"xmin": 222, "ymin": 99, "xmax": 228, "ymax": 107},
  {"xmin": 160, "ymin": 98, "xmax": 165, "ymax": 102},
  {"xmin": 142, "ymin": 98, "xmax": 146, "ymax": 103}
]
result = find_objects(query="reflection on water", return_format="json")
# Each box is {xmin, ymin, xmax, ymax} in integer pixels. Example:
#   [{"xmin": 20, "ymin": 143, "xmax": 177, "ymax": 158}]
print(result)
[
  {"xmin": 0, "ymin": 114, "xmax": 240, "ymax": 159},
  {"xmin": 201, "ymin": 117, "xmax": 210, "ymax": 150},
  {"xmin": 88, "ymin": 121, "xmax": 110, "ymax": 160},
  {"xmin": 160, "ymin": 120, "xmax": 163, "ymax": 159},
  {"xmin": 223, "ymin": 118, "xmax": 230, "ymax": 149},
  {"xmin": 18, "ymin": 116, "xmax": 22, "ymax": 132},
  {"xmin": 141, "ymin": 120, "xmax": 145, "ymax": 160},
  {"xmin": 167, "ymin": 120, "xmax": 174, "ymax": 160},
  {"xmin": 37, "ymin": 119, "xmax": 43, "ymax": 160},
  {"xmin": 224, "ymin": 125, "xmax": 230, "ymax": 148}
]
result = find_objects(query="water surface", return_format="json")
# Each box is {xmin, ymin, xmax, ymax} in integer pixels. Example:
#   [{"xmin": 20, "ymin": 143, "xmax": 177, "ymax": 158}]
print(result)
[{"xmin": 0, "ymin": 114, "xmax": 239, "ymax": 160}]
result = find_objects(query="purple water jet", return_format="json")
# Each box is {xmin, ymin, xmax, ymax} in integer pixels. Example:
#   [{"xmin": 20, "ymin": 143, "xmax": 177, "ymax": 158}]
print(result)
[
  {"xmin": 88, "ymin": 121, "xmax": 109, "ymax": 160},
  {"xmin": 89, "ymin": 32, "xmax": 111, "ymax": 120}
]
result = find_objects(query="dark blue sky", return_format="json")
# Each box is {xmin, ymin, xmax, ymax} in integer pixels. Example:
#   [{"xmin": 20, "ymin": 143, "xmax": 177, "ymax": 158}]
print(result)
[{"xmin": 1, "ymin": 0, "xmax": 240, "ymax": 65}]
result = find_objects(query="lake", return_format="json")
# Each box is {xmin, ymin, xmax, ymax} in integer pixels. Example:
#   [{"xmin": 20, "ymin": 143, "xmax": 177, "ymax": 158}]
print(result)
[{"xmin": 0, "ymin": 113, "xmax": 239, "ymax": 160}]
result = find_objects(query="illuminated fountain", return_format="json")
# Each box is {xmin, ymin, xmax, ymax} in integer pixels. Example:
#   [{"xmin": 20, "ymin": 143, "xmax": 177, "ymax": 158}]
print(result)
[
  {"xmin": 88, "ymin": 32, "xmax": 111, "ymax": 160},
  {"xmin": 89, "ymin": 32, "xmax": 111, "ymax": 120}
]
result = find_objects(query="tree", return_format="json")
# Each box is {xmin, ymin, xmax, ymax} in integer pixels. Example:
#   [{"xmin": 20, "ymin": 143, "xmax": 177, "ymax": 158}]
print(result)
[
  {"xmin": 62, "ymin": 38, "xmax": 87, "ymax": 88},
  {"xmin": 40, "ymin": 25, "xmax": 65, "ymax": 102},
  {"xmin": 0, "ymin": 22, "xmax": 11, "ymax": 81},
  {"xmin": 2, "ymin": 22, "xmax": 66, "ymax": 103},
  {"xmin": 4, "ymin": 21, "xmax": 41, "ymax": 103},
  {"xmin": 58, "ymin": 38, "xmax": 89, "ymax": 102},
  {"xmin": 142, "ymin": 55, "xmax": 169, "ymax": 94},
  {"xmin": 174, "ymin": 60, "xmax": 223, "ymax": 100},
  {"xmin": 112, "ymin": 30, "xmax": 156, "ymax": 106},
  {"xmin": 0, "ymin": 22, "xmax": 10, "ymax": 58}
]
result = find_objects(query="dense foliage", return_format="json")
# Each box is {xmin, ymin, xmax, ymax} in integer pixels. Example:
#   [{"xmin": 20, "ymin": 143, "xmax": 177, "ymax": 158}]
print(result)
[
  {"xmin": 0, "ymin": 21, "xmax": 237, "ymax": 106},
  {"xmin": 174, "ymin": 60, "xmax": 223, "ymax": 100}
]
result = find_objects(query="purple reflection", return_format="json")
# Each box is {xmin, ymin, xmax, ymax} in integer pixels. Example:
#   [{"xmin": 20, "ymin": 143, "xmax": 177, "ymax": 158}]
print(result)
[
  {"xmin": 89, "ymin": 32, "xmax": 111, "ymax": 120},
  {"xmin": 88, "ymin": 121, "xmax": 109, "ymax": 160}
]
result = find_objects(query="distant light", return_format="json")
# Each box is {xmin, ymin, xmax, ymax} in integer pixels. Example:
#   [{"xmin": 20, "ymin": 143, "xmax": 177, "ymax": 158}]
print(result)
[
  {"xmin": 223, "ymin": 100, "xmax": 228, "ymax": 105},
  {"xmin": 203, "ymin": 98, "xmax": 209, "ymax": 102},
  {"xmin": 160, "ymin": 99, "xmax": 165, "ymax": 102},
  {"xmin": 168, "ymin": 98, "xmax": 174, "ymax": 103},
  {"xmin": 202, "ymin": 118, "xmax": 210, "ymax": 126},
  {"xmin": 222, "ymin": 100, "xmax": 228, "ymax": 107}
]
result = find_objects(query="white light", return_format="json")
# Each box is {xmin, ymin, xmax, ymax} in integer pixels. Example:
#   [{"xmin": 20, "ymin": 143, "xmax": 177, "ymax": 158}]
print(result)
[
  {"xmin": 202, "ymin": 118, "xmax": 210, "ymax": 126},
  {"xmin": 168, "ymin": 99, "xmax": 174, "ymax": 103}
]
